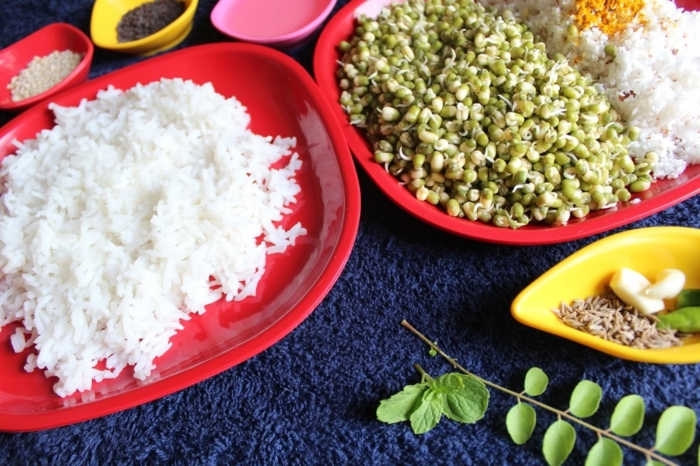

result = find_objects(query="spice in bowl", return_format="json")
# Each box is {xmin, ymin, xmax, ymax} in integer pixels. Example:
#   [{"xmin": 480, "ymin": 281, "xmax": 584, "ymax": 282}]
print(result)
[
  {"xmin": 574, "ymin": 0, "xmax": 646, "ymax": 36},
  {"xmin": 117, "ymin": 0, "xmax": 186, "ymax": 43},
  {"xmin": 552, "ymin": 294, "xmax": 682, "ymax": 349},
  {"xmin": 552, "ymin": 267, "xmax": 700, "ymax": 349},
  {"xmin": 7, "ymin": 50, "xmax": 83, "ymax": 102}
]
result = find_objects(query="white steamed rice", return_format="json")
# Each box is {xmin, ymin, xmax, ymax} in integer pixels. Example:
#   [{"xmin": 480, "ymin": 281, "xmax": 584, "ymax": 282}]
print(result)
[
  {"xmin": 0, "ymin": 78, "xmax": 307, "ymax": 397},
  {"xmin": 481, "ymin": 0, "xmax": 700, "ymax": 178}
]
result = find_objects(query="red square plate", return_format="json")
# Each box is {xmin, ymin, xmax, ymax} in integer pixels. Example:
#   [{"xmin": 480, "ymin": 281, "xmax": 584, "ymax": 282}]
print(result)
[{"xmin": 0, "ymin": 42, "xmax": 360, "ymax": 431}]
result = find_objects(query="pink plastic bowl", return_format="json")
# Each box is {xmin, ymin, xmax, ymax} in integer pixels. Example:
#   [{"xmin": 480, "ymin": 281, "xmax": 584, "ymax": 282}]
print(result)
[
  {"xmin": 0, "ymin": 23, "xmax": 94, "ymax": 112},
  {"xmin": 210, "ymin": 0, "xmax": 337, "ymax": 48}
]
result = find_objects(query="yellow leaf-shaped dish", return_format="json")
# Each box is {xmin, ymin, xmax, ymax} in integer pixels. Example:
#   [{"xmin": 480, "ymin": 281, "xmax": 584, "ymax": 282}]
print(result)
[{"xmin": 511, "ymin": 226, "xmax": 700, "ymax": 363}]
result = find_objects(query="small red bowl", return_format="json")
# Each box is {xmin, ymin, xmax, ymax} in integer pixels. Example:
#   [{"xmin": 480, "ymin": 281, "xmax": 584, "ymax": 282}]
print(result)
[{"xmin": 0, "ymin": 23, "xmax": 94, "ymax": 112}]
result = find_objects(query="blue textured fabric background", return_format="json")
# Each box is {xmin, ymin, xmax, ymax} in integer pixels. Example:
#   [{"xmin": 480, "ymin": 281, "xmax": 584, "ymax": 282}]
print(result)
[{"xmin": 1, "ymin": 0, "xmax": 699, "ymax": 464}]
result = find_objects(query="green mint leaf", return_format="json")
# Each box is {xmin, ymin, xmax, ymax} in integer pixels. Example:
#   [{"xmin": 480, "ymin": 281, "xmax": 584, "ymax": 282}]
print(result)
[
  {"xmin": 585, "ymin": 438, "xmax": 623, "ymax": 466},
  {"xmin": 542, "ymin": 420, "xmax": 576, "ymax": 466},
  {"xmin": 523, "ymin": 367, "xmax": 549, "ymax": 396},
  {"xmin": 377, "ymin": 383, "xmax": 428, "ymax": 424},
  {"xmin": 506, "ymin": 402, "xmax": 537, "ymax": 445},
  {"xmin": 409, "ymin": 389, "xmax": 442, "ymax": 434},
  {"xmin": 654, "ymin": 405, "xmax": 697, "ymax": 456},
  {"xmin": 569, "ymin": 380, "xmax": 603, "ymax": 418},
  {"xmin": 608, "ymin": 394, "xmax": 645, "ymax": 437},
  {"xmin": 436, "ymin": 374, "xmax": 489, "ymax": 424},
  {"xmin": 433, "ymin": 372, "xmax": 466, "ymax": 391}
]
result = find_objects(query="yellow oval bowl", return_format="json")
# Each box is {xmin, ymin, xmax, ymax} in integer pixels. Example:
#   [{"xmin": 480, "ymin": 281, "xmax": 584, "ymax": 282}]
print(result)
[
  {"xmin": 90, "ymin": 0, "xmax": 198, "ymax": 56},
  {"xmin": 511, "ymin": 226, "xmax": 700, "ymax": 364}
]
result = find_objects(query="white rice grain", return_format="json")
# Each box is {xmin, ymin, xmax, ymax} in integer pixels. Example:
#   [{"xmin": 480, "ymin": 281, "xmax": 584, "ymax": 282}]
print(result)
[{"xmin": 0, "ymin": 78, "xmax": 307, "ymax": 397}]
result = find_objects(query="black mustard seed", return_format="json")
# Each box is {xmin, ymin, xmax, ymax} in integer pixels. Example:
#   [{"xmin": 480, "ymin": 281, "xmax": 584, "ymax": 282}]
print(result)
[{"xmin": 117, "ymin": 0, "xmax": 186, "ymax": 43}]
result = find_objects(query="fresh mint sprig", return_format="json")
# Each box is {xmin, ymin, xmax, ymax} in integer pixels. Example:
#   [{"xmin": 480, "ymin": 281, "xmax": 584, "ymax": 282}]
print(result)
[{"xmin": 377, "ymin": 365, "xmax": 489, "ymax": 434}]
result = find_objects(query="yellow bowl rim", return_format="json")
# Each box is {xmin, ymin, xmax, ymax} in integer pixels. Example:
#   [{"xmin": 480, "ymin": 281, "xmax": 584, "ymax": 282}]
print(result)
[{"xmin": 90, "ymin": 0, "xmax": 199, "ymax": 52}]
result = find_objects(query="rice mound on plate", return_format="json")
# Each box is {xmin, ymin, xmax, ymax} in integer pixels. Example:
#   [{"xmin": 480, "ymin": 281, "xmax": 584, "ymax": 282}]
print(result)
[
  {"xmin": 0, "ymin": 78, "xmax": 307, "ymax": 397},
  {"xmin": 481, "ymin": 0, "xmax": 700, "ymax": 178}
]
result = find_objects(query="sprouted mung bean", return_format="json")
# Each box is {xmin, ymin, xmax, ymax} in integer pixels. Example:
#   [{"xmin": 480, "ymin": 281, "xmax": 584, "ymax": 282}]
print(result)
[
  {"xmin": 552, "ymin": 294, "xmax": 682, "ymax": 349},
  {"xmin": 8, "ymin": 50, "xmax": 83, "ymax": 102},
  {"xmin": 336, "ymin": 0, "xmax": 656, "ymax": 229},
  {"xmin": 480, "ymin": 0, "xmax": 700, "ymax": 179}
]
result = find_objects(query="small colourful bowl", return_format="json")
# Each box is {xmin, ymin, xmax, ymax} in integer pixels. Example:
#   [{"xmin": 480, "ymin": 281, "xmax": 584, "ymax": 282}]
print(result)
[
  {"xmin": 90, "ymin": 0, "xmax": 198, "ymax": 56},
  {"xmin": 0, "ymin": 23, "xmax": 93, "ymax": 113},
  {"xmin": 511, "ymin": 226, "xmax": 700, "ymax": 364},
  {"xmin": 210, "ymin": 0, "xmax": 337, "ymax": 49}
]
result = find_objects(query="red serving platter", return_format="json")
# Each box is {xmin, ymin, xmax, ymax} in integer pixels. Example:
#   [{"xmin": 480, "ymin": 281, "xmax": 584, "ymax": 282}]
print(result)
[
  {"xmin": 0, "ymin": 42, "xmax": 360, "ymax": 431},
  {"xmin": 313, "ymin": 0, "xmax": 700, "ymax": 245}
]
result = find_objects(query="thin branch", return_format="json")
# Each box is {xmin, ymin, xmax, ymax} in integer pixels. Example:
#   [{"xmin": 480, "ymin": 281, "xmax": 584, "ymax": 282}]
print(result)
[
  {"xmin": 414, "ymin": 363, "xmax": 433, "ymax": 384},
  {"xmin": 400, "ymin": 319, "xmax": 678, "ymax": 466}
]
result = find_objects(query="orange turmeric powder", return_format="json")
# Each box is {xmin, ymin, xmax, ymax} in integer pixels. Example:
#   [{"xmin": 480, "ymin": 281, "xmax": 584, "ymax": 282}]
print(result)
[{"xmin": 574, "ymin": 0, "xmax": 646, "ymax": 36}]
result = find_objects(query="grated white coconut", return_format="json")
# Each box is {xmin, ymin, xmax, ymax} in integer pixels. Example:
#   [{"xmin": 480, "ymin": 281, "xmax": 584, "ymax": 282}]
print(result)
[
  {"xmin": 0, "ymin": 78, "xmax": 307, "ymax": 397},
  {"xmin": 481, "ymin": 0, "xmax": 700, "ymax": 178}
]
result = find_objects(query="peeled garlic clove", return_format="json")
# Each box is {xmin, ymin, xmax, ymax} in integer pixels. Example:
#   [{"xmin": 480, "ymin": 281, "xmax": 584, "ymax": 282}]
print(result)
[
  {"xmin": 644, "ymin": 268, "xmax": 686, "ymax": 299},
  {"xmin": 609, "ymin": 268, "xmax": 665, "ymax": 315}
]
